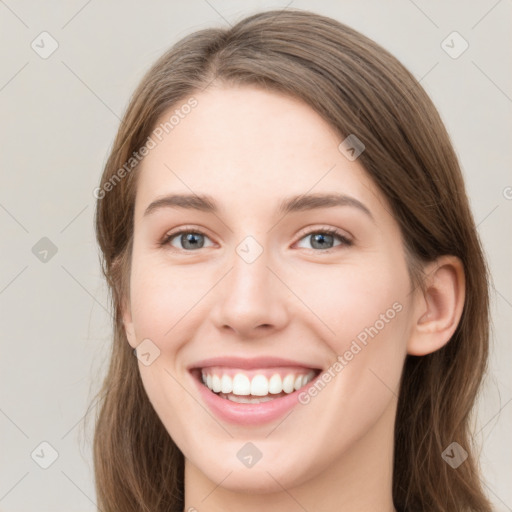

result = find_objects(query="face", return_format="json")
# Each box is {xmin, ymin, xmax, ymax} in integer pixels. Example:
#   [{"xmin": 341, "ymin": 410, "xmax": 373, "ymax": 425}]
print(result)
[{"xmin": 122, "ymin": 84, "xmax": 417, "ymax": 494}]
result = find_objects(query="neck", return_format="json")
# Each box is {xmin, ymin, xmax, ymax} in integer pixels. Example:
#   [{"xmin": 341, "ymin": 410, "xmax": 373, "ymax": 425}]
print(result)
[{"xmin": 183, "ymin": 399, "xmax": 397, "ymax": 512}]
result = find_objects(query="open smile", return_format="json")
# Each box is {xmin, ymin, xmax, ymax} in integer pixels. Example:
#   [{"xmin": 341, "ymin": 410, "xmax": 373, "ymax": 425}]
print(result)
[{"xmin": 189, "ymin": 357, "xmax": 322, "ymax": 425}]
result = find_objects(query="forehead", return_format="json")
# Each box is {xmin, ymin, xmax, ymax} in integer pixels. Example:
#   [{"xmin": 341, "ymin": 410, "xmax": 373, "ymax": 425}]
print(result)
[{"xmin": 134, "ymin": 84, "xmax": 386, "ymax": 218}]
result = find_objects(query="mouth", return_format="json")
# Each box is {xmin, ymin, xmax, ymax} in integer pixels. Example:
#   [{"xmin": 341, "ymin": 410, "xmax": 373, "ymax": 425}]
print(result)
[
  {"xmin": 188, "ymin": 357, "xmax": 323, "ymax": 425},
  {"xmin": 193, "ymin": 366, "xmax": 320, "ymax": 403}
]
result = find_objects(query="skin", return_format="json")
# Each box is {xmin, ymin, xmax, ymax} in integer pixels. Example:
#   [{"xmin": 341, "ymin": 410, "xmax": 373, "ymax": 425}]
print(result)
[{"xmin": 122, "ymin": 84, "xmax": 465, "ymax": 512}]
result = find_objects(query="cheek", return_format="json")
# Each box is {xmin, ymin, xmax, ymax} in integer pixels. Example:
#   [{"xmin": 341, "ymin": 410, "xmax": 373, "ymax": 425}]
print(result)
[
  {"xmin": 127, "ymin": 256, "xmax": 212, "ymax": 444},
  {"xmin": 289, "ymin": 254, "xmax": 410, "ymax": 347},
  {"xmin": 287, "ymin": 252, "xmax": 411, "ymax": 409},
  {"xmin": 129, "ymin": 255, "xmax": 216, "ymax": 340}
]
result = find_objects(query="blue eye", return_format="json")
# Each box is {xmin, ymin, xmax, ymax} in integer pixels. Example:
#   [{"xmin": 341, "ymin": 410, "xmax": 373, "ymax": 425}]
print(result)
[
  {"xmin": 296, "ymin": 228, "xmax": 352, "ymax": 251},
  {"xmin": 162, "ymin": 230, "xmax": 214, "ymax": 251},
  {"xmin": 160, "ymin": 227, "xmax": 352, "ymax": 252}
]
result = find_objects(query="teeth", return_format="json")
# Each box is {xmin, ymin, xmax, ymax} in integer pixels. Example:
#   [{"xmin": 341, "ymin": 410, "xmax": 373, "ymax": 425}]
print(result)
[
  {"xmin": 250, "ymin": 375, "xmax": 269, "ymax": 396},
  {"xmin": 201, "ymin": 369, "xmax": 316, "ymax": 397},
  {"xmin": 221, "ymin": 393, "xmax": 275, "ymax": 404},
  {"xmin": 268, "ymin": 374, "xmax": 282, "ymax": 394},
  {"xmin": 282, "ymin": 374, "xmax": 295, "ymax": 393},
  {"xmin": 212, "ymin": 375, "xmax": 222, "ymax": 393},
  {"xmin": 221, "ymin": 374, "xmax": 232, "ymax": 393},
  {"xmin": 232, "ymin": 373, "xmax": 251, "ymax": 395}
]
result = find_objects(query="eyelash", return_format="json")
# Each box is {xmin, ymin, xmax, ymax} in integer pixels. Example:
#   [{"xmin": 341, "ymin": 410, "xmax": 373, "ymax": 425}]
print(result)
[{"xmin": 159, "ymin": 226, "xmax": 353, "ymax": 253}]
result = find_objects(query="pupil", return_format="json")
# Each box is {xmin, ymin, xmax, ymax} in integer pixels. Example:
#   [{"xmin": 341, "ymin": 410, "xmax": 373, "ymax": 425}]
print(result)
[
  {"xmin": 183, "ymin": 233, "xmax": 204, "ymax": 249},
  {"xmin": 312, "ymin": 233, "xmax": 333, "ymax": 249}
]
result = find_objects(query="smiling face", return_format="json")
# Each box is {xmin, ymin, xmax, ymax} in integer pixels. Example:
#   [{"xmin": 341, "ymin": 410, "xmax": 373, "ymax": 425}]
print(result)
[{"xmin": 121, "ymin": 84, "xmax": 418, "ymax": 499}]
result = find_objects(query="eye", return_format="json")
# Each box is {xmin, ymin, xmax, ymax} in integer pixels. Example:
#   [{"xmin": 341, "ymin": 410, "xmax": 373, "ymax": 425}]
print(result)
[
  {"xmin": 295, "ymin": 227, "xmax": 352, "ymax": 252},
  {"xmin": 160, "ymin": 229, "xmax": 214, "ymax": 251},
  {"xmin": 160, "ymin": 226, "xmax": 352, "ymax": 253}
]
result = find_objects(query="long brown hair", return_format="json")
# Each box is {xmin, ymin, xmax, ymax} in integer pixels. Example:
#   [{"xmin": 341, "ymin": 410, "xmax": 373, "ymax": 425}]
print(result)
[{"xmin": 93, "ymin": 9, "xmax": 492, "ymax": 511}]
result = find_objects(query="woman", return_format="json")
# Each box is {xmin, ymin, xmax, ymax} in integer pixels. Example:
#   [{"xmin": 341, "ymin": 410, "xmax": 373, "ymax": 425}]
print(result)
[{"xmin": 93, "ymin": 9, "xmax": 492, "ymax": 511}]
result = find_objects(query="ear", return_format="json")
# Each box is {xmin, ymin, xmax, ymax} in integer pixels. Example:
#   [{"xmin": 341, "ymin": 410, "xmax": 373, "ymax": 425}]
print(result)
[
  {"xmin": 111, "ymin": 250, "xmax": 138, "ymax": 349},
  {"xmin": 121, "ymin": 295, "xmax": 138, "ymax": 349},
  {"xmin": 112, "ymin": 253, "xmax": 137, "ymax": 349},
  {"xmin": 407, "ymin": 255, "xmax": 465, "ymax": 356}
]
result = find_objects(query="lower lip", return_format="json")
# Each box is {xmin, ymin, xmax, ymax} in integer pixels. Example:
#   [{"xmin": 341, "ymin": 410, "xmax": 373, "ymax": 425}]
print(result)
[{"xmin": 192, "ymin": 372, "xmax": 318, "ymax": 426}]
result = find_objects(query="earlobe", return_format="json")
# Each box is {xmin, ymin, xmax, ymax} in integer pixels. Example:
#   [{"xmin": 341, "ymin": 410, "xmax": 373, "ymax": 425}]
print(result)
[{"xmin": 407, "ymin": 255, "xmax": 465, "ymax": 356}]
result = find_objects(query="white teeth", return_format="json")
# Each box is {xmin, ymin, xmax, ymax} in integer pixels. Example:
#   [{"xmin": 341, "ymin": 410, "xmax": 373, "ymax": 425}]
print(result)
[
  {"xmin": 250, "ymin": 375, "xmax": 268, "ymax": 396},
  {"xmin": 223, "ymin": 394, "xmax": 275, "ymax": 404},
  {"xmin": 282, "ymin": 374, "xmax": 295, "ymax": 393},
  {"xmin": 211, "ymin": 375, "xmax": 222, "ymax": 393},
  {"xmin": 221, "ymin": 374, "xmax": 232, "ymax": 393},
  {"xmin": 232, "ymin": 373, "xmax": 251, "ymax": 395},
  {"xmin": 201, "ymin": 369, "xmax": 317, "ymax": 398},
  {"xmin": 268, "ymin": 374, "xmax": 283, "ymax": 394}
]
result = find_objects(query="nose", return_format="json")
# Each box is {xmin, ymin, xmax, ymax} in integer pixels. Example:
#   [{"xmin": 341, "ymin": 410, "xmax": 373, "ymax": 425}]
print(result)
[{"xmin": 210, "ymin": 244, "xmax": 290, "ymax": 338}]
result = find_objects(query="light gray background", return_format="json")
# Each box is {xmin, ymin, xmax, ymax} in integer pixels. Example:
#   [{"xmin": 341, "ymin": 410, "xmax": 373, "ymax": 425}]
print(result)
[{"xmin": 0, "ymin": 1, "xmax": 511, "ymax": 510}]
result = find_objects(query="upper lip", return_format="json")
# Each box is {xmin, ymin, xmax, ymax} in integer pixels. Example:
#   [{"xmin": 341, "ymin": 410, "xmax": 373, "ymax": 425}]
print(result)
[{"xmin": 188, "ymin": 356, "xmax": 321, "ymax": 371}]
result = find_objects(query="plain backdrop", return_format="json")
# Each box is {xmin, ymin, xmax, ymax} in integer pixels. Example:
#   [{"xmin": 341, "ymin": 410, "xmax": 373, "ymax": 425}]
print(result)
[{"xmin": 0, "ymin": 1, "xmax": 511, "ymax": 510}]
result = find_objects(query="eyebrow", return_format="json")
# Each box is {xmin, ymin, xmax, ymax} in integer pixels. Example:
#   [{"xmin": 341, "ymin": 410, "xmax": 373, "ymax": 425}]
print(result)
[{"xmin": 143, "ymin": 192, "xmax": 374, "ymax": 220}]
